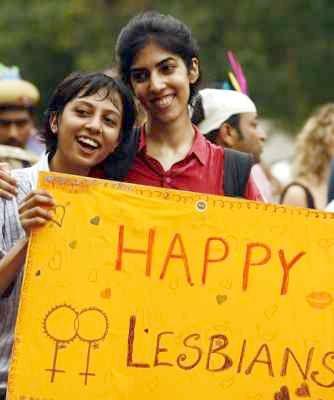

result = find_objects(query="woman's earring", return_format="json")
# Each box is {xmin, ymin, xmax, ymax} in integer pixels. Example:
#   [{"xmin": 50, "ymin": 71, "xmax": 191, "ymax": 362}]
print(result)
[{"xmin": 51, "ymin": 126, "xmax": 57, "ymax": 134}]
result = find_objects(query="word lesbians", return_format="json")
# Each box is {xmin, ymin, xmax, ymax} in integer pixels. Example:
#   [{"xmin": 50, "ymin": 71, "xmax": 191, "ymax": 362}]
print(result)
[{"xmin": 126, "ymin": 315, "xmax": 334, "ymax": 389}]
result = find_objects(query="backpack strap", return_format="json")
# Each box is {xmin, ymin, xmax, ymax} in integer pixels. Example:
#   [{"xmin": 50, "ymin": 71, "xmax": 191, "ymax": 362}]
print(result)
[{"xmin": 223, "ymin": 148, "xmax": 255, "ymax": 197}]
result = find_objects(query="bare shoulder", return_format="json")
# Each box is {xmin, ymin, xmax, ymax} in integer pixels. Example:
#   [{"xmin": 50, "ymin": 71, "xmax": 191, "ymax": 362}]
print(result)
[{"xmin": 281, "ymin": 183, "xmax": 309, "ymax": 207}]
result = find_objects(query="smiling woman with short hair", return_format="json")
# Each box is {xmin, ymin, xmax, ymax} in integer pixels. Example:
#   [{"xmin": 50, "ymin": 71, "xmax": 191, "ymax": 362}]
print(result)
[{"xmin": 0, "ymin": 71, "xmax": 137, "ymax": 400}]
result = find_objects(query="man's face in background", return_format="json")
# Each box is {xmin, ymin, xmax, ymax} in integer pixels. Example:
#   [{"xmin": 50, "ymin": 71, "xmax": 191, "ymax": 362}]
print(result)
[
  {"xmin": 232, "ymin": 112, "xmax": 267, "ymax": 163},
  {"xmin": 0, "ymin": 108, "xmax": 34, "ymax": 148}
]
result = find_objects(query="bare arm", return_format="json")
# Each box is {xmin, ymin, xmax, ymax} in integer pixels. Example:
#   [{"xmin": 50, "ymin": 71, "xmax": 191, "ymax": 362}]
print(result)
[
  {"xmin": 0, "ymin": 238, "xmax": 28, "ymax": 296},
  {"xmin": 280, "ymin": 185, "xmax": 309, "ymax": 208},
  {"xmin": 0, "ymin": 190, "xmax": 54, "ymax": 296}
]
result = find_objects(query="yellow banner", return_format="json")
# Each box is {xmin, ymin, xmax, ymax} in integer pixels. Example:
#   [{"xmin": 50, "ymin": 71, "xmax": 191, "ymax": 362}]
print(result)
[{"xmin": 8, "ymin": 172, "xmax": 334, "ymax": 400}]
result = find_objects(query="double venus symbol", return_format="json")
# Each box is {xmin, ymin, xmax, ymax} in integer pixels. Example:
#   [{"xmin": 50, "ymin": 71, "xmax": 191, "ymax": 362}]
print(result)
[{"xmin": 43, "ymin": 304, "xmax": 108, "ymax": 385}]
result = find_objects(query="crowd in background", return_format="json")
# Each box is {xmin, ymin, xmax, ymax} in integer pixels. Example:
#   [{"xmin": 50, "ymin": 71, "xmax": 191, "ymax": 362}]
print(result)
[
  {"xmin": 1, "ymin": 58, "xmax": 334, "ymax": 208},
  {"xmin": 0, "ymin": 9, "xmax": 334, "ymax": 400}
]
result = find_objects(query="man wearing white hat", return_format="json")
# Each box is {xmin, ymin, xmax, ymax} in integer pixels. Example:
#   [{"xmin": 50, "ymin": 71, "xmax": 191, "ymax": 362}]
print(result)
[
  {"xmin": 192, "ymin": 88, "xmax": 266, "ymax": 163},
  {"xmin": 192, "ymin": 89, "xmax": 275, "ymax": 201},
  {"xmin": 0, "ymin": 63, "xmax": 42, "ymax": 169}
]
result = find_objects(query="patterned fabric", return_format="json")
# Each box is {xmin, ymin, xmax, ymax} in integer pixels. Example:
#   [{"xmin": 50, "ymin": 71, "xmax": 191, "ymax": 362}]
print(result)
[
  {"xmin": 0, "ymin": 144, "xmax": 38, "ymax": 170},
  {"xmin": 0, "ymin": 156, "xmax": 48, "ymax": 393}
]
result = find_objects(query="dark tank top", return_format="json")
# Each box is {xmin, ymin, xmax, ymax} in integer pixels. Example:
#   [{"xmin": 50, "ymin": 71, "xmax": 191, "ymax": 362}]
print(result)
[{"xmin": 280, "ymin": 182, "xmax": 316, "ymax": 209}]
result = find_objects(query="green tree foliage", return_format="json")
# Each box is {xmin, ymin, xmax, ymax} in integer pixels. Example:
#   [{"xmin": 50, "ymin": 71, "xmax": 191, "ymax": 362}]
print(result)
[
  {"xmin": 0, "ymin": 0, "xmax": 121, "ymax": 116},
  {"xmin": 0, "ymin": 0, "xmax": 332, "ymax": 129}
]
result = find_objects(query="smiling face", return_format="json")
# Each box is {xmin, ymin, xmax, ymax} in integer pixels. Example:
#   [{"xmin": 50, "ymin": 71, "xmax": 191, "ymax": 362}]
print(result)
[
  {"xmin": 50, "ymin": 89, "xmax": 123, "ymax": 176},
  {"xmin": 129, "ymin": 41, "xmax": 199, "ymax": 128}
]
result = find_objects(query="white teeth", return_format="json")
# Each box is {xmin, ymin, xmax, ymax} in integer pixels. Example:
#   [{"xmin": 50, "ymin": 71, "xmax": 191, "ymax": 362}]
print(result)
[
  {"xmin": 155, "ymin": 95, "xmax": 174, "ymax": 108},
  {"xmin": 77, "ymin": 136, "xmax": 99, "ymax": 148}
]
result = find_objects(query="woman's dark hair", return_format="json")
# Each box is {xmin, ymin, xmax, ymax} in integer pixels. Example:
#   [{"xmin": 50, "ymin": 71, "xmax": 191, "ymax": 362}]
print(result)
[
  {"xmin": 205, "ymin": 115, "xmax": 241, "ymax": 144},
  {"xmin": 205, "ymin": 114, "xmax": 241, "ymax": 143},
  {"xmin": 191, "ymin": 93, "xmax": 241, "ymax": 144},
  {"xmin": 41, "ymin": 71, "xmax": 137, "ymax": 180},
  {"xmin": 115, "ymin": 11, "xmax": 201, "ymax": 104},
  {"xmin": 191, "ymin": 94, "xmax": 205, "ymax": 126}
]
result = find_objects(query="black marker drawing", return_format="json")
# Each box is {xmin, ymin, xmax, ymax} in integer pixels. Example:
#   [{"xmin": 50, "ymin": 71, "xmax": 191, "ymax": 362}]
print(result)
[
  {"xmin": 43, "ymin": 304, "xmax": 77, "ymax": 382},
  {"xmin": 76, "ymin": 307, "xmax": 109, "ymax": 385},
  {"xmin": 47, "ymin": 251, "xmax": 63, "ymax": 271},
  {"xmin": 49, "ymin": 202, "xmax": 70, "ymax": 228},
  {"xmin": 43, "ymin": 304, "xmax": 109, "ymax": 385},
  {"xmin": 90, "ymin": 216, "xmax": 100, "ymax": 226}
]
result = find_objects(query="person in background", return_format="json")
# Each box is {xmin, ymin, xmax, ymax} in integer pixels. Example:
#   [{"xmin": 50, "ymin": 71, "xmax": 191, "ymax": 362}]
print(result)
[
  {"xmin": 0, "ymin": 63, "xmax": 43, "ymax": 169},
  {"xmin": 326, "ymin": 159, "xmax": 334, "ymax": 209},
  {"xmin": 192, "ymin": 89, "xmax": 265, "ymax": 162},
  {"xmin": 280, "ymin": 103, "xmax": 334, "ymax": 209},
  {"xmin": 191, "ymin": 88, "xmax": 271, "ymax": 200}
]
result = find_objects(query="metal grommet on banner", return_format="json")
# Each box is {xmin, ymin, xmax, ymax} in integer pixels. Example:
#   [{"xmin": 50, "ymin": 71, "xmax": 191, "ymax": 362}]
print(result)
[{"xmin": 196, "ymin": 200, "xmax": 207, "ymax": 212}]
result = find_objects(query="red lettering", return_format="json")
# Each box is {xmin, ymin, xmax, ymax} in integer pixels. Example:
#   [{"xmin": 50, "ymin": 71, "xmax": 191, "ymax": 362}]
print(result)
[
  {"xmin": 116, "ymin": 225, "xmax": 155, "ymax": 276},
  {"xmin": 177, "ymin": 333, "xmax": 202, "ymax": 370},
  {"xmin": 160, "ymin": 233, "xmax": 193, "ymax": 285},
  {"xmin": 202, "ymin": 237, "xmax": 229, "ymax": 285},
  {"xmin": 245, "ymin": 344, "xmax": 274, "ymax": 377},
  {"xmin": 206, "ymin": 334, "xmax": 232, "ymax": 372},
  {"xmin": 281, "ymin": 347, "xmax": 314, "ymax": 379},
  {"xmin": 237, "ymin": 339, "xmax": 247, "ymax": 373},
  {"xmin": 127, "ymin": 315, "xmax": 150, "ymax": 368},
  {"xmin": 278, "ymin": 250, "xmax": 306, "ymax": 295},
  {"xmin": 311, "ymin": 352, "xmax": 334, "ymax": 388},
  {"xmin": 154, "ymin": 331, "xmax": 174, "ymax": 367},
  {"xmin": 243, "ymin": 243, "xmax": 271, "ymax": 291}
]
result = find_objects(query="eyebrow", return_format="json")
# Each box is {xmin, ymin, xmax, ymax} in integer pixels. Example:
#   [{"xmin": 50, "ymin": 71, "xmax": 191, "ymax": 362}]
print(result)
[
  {"xmin": 130, "ymin": 57, "xmax": 176, "ymax": 73},
  {"xmin": 74, "ymin": 99, "xmax": 122, "ymax": 116}
]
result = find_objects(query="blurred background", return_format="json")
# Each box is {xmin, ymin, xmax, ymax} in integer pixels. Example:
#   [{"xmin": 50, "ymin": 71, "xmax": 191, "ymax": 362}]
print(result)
[
  {"xmin": 1, "ymin": 0, "xmax": 333, "ymax": 179},
  {"xmin": 2, "ymin": 0, "xmax": 333, "ymax": 124}
]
